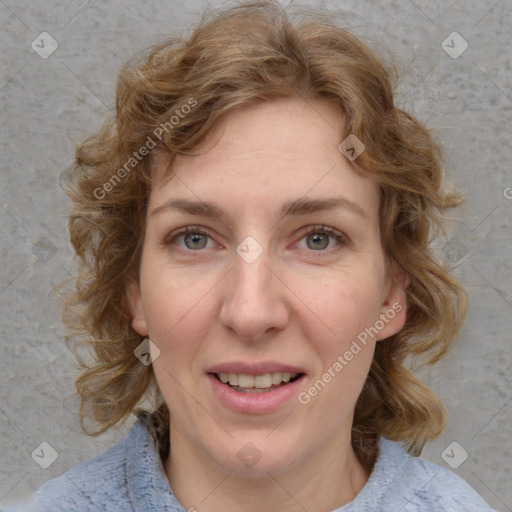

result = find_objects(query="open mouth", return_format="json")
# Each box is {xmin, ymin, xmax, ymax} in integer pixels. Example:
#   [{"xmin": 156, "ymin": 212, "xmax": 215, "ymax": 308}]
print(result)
[{"xmin": 210, "ymin": 372, "xmax": 304, "ymax": 393}]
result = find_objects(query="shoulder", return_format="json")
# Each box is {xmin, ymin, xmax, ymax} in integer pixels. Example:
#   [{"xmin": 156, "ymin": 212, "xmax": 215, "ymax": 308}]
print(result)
[
  {"xmin": 3, "ymin": 422, "xmax": 142, "ymax": 512},
  {"xmin": 364, "ymin": 437, "xmax": 497, "ymax": 511},
  {"xmin": 4, "ymin": 414, "xmax": 183, "ymax": 512}
]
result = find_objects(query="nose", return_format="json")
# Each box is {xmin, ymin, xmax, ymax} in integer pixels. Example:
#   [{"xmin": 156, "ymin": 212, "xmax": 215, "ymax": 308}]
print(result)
[{"xmin": 218, "ymin": 242, "xmax": 289, "ymax": 342}]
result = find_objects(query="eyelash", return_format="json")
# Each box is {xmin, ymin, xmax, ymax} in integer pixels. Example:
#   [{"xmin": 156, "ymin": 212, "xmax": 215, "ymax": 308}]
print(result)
[
  {"xmin": 300, "ymin": 225, "xmax": 348, "ymax": 251},
  {"xmin": 163, "ymin": 224, "xmax": 348, "ymax": 254}
]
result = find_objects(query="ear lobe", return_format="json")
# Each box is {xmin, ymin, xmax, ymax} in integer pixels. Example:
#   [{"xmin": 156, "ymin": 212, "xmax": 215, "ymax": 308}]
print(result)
[
  {"xmin": 375, "ymin": 262, "xmax": 409, "ymax": 342},
  {"xmin": 126, "ymin": 279, "xmax": 149, "ymax": 336}
]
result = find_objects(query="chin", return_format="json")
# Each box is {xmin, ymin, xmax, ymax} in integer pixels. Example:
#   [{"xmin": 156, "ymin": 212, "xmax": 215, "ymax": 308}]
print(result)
[{"xmin": 210, "ymin": 436, "xmax": 302, "ymax": 477}]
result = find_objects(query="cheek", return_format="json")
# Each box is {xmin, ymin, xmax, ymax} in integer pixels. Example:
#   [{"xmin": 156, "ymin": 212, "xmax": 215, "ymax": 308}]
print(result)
[
  {"xmin": 139, "ymin": 260, "xmax": 218, "ymax": 357},
  {"xmin": 299, "ymin": 271, "xmax": 384, "ymax": 352},
  {"xmin": 297, "ymin": 275, "xmax": 382, "ymax": 416}
]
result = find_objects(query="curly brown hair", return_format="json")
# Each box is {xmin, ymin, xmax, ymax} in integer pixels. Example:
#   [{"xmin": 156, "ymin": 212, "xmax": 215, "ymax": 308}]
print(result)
[{"xmin": 60, "ymin": 0, "xmax": 467, "ymax": 466}]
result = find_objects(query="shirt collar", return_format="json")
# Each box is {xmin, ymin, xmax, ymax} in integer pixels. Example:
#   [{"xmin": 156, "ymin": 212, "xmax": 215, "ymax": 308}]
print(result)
[{"xmin": 125, "ymin": 418, "xmax": 186, "ymax": 511}]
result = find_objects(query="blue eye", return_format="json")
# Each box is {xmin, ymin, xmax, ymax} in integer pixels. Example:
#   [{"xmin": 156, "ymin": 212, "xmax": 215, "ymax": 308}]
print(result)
[
  {"xmin": 164, "ymin": 225, "xmax": 348, "ymax": 253},
  {"xmin": 165, "ymin": 227, "xmax": 214, "ymax": 251},
  {"xmin": 298, "ymin": 225, "xmax": 347, "ymax": 251}
]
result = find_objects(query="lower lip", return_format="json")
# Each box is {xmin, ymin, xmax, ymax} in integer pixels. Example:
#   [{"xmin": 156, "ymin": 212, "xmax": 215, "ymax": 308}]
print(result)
[{"xmin": 207, "ymin": 373, "xmax": 305, "ymax": 414}]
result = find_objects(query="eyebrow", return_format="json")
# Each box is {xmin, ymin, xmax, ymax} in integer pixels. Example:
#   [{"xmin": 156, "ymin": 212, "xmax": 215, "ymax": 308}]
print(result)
[{"xmin": 150, "ymin": 196, "xmax": 368, "ymax": 220}]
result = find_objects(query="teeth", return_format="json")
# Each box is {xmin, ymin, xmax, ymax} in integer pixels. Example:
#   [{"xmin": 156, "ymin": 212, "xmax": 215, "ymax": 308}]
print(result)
[
  {"xmin": 272, "ymin": 373, "xmax": 283, "ymax": 385},
  {"xmin": 217, "ymin": 372, "xmax": 299, "ymax": 389},
  {"xmin": 238, "ymin": 374, "xmax": 255, "ymax": 388},
  {"xmin": 254, "ymin": 374, "xmax": 272, "ymax": 388}
]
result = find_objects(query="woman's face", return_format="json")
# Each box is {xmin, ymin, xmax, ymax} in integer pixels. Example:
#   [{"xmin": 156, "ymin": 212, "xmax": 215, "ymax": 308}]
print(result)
[{"xmin": 128, "ymin": 97, "xmax": 407, "ymax": 476}]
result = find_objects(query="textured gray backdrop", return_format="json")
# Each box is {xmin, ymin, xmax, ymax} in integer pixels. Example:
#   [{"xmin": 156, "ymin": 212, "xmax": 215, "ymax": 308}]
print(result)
[{"xmin": 1, "ymin": 0, "xmax": 511, "ymax": 510}]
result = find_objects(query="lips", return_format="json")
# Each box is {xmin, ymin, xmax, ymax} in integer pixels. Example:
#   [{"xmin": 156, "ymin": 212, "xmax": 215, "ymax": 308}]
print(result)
[
  {"xmin": 214, "ymin": 371, "xmax": 302, "ymax": 392},
  {"xmin": 207, "ymin": 363, "xmax": 305, "ymax": 391},
  {"xmin": 207, "ymin": 371, "xmax": 306, "ymax": 413},
  {"xmin": 206, "ymin": 362, "xmax": 307, "ymax": 411},
  {"xmin": 207, "ymin": 362, "xmax": 306, "ymax": 376}
]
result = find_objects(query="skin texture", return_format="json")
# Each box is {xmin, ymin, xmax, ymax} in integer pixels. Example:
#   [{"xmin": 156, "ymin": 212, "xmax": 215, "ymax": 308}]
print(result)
[{"xmin": 127, "ymin": 97, "xmax": 408, "ymax": 512}]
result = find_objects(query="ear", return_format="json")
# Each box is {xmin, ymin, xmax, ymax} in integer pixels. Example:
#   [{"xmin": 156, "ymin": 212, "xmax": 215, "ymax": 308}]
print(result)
[
  {"xmin": 375, "ymin": 261, "xmax": 409, "ymax": 342},
  {"xmin": 126, "ymin": 278, "xmax": 149, "ymax": 336}
]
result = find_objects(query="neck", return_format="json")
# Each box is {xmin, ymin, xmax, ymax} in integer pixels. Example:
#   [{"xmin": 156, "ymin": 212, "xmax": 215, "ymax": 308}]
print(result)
[{"xmin": 164, "ymin": 423, "xmax": 370, "ymax": 512}]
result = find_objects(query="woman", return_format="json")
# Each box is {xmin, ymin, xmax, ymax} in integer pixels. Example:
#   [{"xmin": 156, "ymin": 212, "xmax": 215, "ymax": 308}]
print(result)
[{"xmin": 6, "ymin": 1, "xmax": 496, "ymax": 510}]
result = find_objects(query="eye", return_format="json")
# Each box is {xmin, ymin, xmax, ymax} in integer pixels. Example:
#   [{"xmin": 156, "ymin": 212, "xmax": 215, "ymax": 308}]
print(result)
[
  {"xmin": 296, "ymin": 225, "xmax": 348, "ymax": 252},
  {"xmin": 164, "ymin": 224, "xmax": 348, "ymax": 254},
  {"xmin": 164, "ymin": 226, "xmax": 216, "ymax": 251}
]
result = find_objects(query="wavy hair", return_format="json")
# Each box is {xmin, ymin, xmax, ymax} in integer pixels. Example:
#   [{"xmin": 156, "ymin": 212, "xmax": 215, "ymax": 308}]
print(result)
[{"xmin": 60, "ymin": 0, "xmax": 468, "ymax": 467}]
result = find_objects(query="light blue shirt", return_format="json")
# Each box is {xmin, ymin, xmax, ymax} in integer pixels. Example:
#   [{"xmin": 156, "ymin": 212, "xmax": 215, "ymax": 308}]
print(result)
[{"xmin": 4, "ymin": 417, "xmax": 496, "ymax": 511}]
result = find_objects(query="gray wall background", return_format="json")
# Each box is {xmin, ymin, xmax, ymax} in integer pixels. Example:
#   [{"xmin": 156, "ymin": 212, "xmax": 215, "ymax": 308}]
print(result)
[{"xmin": 1, "ymin": 0, "xmax": 511, "ymax": 510}]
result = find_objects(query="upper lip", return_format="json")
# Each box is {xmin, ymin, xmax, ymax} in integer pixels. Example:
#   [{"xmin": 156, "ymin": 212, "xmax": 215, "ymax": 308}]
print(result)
[{"xmin": 207, "ymin": 362, "xmax": 306, "ymax": 376}]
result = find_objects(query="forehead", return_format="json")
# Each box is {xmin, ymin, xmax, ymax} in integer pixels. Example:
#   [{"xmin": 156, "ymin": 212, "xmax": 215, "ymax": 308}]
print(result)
[{"xmin": 150, "ymin": 97, "xmax": 379, "ymax": 219}]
